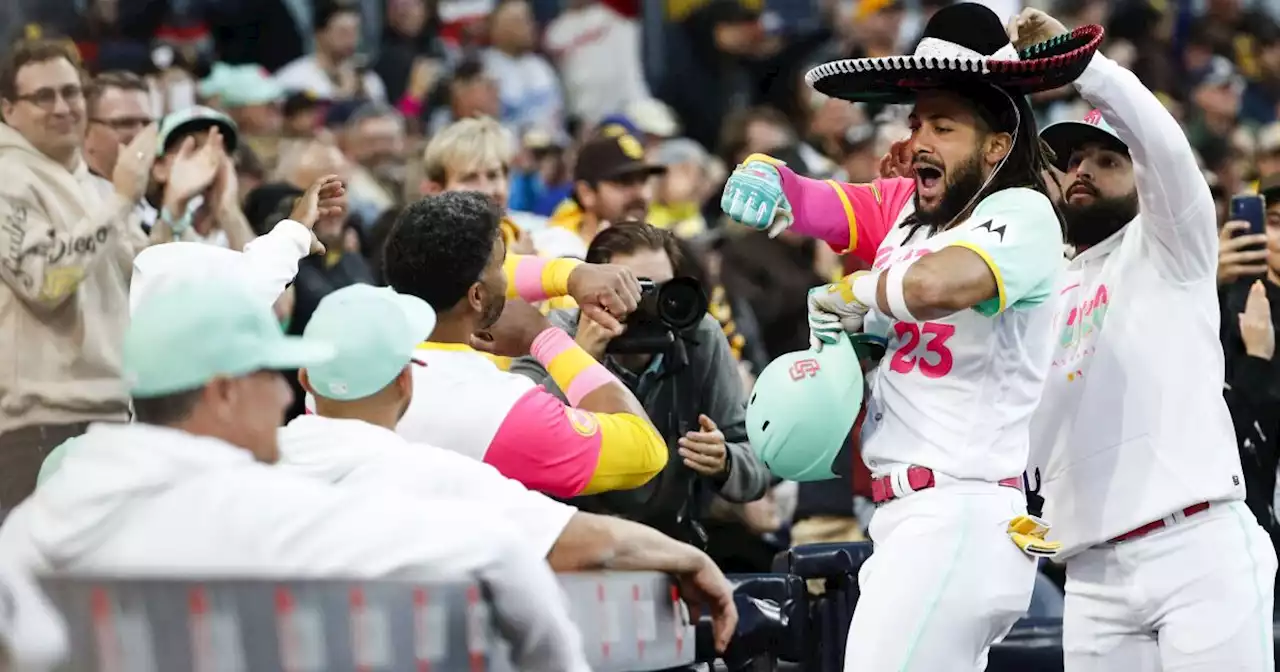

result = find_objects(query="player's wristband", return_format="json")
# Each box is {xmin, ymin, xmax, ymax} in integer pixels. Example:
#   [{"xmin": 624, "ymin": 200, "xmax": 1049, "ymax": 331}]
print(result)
[
  {"xmin": 885, "ymin": 258, "xmax": 919, "ymax": 322},
  {"xmin": 509, "ymin": 256, "xmax": 582, "ymax": 302},
  {"xmin": 530, "ymin": 327, "xmax": 615, "ymax": 405},
  {"xmin": 849, "ymin": 271, "xmax": 879, "ymax": 309}
]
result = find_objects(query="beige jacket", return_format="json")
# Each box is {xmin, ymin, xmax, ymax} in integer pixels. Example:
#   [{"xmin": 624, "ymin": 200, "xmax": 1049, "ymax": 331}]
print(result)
[{"xmin": 0, "ymin": 124, "xmax": 146, "ymax": 433}]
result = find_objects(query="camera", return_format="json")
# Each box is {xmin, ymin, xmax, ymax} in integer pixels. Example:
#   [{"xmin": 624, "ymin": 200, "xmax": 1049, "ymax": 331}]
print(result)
[{"xmin": 606, "ymin": 277, "xmax": 709, "ymax": 355}]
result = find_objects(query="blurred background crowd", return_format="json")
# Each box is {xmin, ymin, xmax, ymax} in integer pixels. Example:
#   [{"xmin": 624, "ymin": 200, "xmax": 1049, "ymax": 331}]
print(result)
[{"xmin": 3, "ymin": 0, "xmax": 1280, "ymax": 592}]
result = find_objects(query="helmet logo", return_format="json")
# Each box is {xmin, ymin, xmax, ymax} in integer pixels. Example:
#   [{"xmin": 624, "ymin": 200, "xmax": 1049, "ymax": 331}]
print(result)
[{"xmin": 789, "ymin": 359, "xmax": 821, "ymax": 381}]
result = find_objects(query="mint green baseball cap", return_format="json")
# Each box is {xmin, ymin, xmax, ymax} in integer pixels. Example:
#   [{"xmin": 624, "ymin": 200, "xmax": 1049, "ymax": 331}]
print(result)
[
  {"xmin": 125, "ymin": 279, "xmax": 334, "ymax": 398},
  {"xmin": 1039, "ymin": 108, "xmax": 1128, "ymax": 172},
  {"xmin": 746, "ymin": 332, "xmax": 865, "ymax": 482},
  {"xmin": 302, "ymin": 284, "xmax": 438, "ymax": 401},
  {"xmin": 218, "ymin": 65, "xmax": 285, "ymax": 109},
  {"xmin": 157, "ymin": 105, "xmax": 239, "ymax": 157}
]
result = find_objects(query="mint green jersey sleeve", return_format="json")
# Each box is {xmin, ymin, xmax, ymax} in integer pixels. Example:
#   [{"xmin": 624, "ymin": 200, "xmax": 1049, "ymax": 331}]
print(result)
[{"xmin": 948, "ymin": 188, "xmax": 1065, "ymax": 317}]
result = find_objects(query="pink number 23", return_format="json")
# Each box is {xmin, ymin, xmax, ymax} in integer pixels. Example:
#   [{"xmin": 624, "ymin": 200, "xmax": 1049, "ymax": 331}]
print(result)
[{"xmin": 889, "ymin": 322, "xmax": 956, "ymax": 378}]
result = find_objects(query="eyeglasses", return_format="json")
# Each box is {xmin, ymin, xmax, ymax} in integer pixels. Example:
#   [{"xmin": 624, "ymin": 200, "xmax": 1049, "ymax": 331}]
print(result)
[
  {"xmin": 89, "ymin": 116, "xmax": 154, "ymax": 132},
  {"xmin": 12, "ymin": 84, "xmax": 84, "ymax": 110}
]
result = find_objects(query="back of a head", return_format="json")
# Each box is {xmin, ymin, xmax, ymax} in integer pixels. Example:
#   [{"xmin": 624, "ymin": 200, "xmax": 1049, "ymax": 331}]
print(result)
[{"xmin": 383, "ymin": 192, "xmax": 503, "ymax": 312}]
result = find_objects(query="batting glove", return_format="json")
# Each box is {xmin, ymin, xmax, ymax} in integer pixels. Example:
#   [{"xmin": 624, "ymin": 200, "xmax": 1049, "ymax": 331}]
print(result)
[
  {"xmin": 807, "ymin": 274, "xmax": 870, "ymax": 351},
  {"xmin": 720, "ymin": 156, "xmax": 794, "ymax": 237},
  {"xmin": 1007, "ymin": 515, "xmax": 1062, "ymax": 558}
]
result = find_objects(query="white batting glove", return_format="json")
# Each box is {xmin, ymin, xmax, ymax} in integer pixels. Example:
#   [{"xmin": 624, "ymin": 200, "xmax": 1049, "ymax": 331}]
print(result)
[{"xmin": 807, "ymin": 275, "xmax": 870, "ymax": 351}]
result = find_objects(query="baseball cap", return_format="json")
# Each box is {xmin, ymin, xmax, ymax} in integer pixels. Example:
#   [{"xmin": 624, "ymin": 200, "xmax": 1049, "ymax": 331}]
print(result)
[
  {"xmin": 302, "ymin": 284, "xmax": 437, "ymax": 401},
  {"xmin": 573, "ymin": 133, "xmax": 667, "ymax": 183},
  {"xmin": 1192, "ymin": 55, "xmax": 1245, "ymax": 94},
  {"xmin": 746, "ymin": 333, "xmax": 865, "ymax": 482},
  {"xmin": 283, "ymin": 89, "xmax": 329, "ymax": 118},
  {"xmin": 157, "ymin": 105, "xmax": 239, "ymax": 156},
  {"xmin": 125, "ymin": 278, "xmax": 334, "ymax": 398},
  {"xmin": 1258, "ymin": 122, "xmax": 1280, "ymax": 157},
  {"xmin": 219, "ymin": 64, "xmax": 286, "ymax": 108},
  {"xmin": 1039, "ymin": 108, "xmax": 1128, "ymax": 172},
  {"xmin": 1260, "ymin": 173, "xmax": 1280, "ymax": 205}
]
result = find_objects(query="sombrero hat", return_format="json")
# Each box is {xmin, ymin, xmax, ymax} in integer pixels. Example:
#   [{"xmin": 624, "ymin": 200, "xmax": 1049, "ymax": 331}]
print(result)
[
  {"xmin": 806, "ymin": 2, "xmax": 1104, "ymax": 104},
  {"xmin": 1040, "ymin": 108, "xmax": 1129, "ymax": 171}
]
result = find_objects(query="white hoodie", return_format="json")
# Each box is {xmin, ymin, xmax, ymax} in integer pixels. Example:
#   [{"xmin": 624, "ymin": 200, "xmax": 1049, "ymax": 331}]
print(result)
[
  {"xmin": 278, "ymin": 415, "xmax": 576, "ymax": 558},
  {"xmin": 0, "ymin": 423, "xmax": 590, "ymax": 672}
]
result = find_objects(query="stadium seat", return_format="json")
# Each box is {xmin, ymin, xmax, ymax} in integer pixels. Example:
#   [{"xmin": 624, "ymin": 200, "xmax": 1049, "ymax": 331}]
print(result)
[{"xmin": 716, "ymin": 574, "xmax": 808, "ymax": 669}]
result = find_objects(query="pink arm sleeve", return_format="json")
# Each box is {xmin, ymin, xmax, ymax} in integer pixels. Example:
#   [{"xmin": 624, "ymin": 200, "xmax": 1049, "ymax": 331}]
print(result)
[
  {"xmin": 773, "ymin": 164, "xmax": 916, "ymax": 265},
  {"xmin": 484, "ymin": 387, "xmax": 601, "ymax": 498}
]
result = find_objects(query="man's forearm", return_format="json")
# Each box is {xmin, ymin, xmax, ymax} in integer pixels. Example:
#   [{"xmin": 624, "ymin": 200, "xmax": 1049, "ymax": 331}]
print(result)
[
  {"xmin": 548, "ymin": 512, "xmax": 705, "ymax": 574},
  {"xmin": 217, "ymin": 205, "xmax": 256, "ymax": 251},
  {"xmin": 848, "ymin": 247, "xmax": 997, "ymax": 321}
]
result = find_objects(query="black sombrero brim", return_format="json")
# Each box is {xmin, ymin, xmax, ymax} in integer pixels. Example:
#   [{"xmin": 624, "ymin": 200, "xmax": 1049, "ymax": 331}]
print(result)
[
  {"xmin": 806, "ymin": 24, "xmax": 1105, "ymax": 104},
  {"xmin": 1040, "ymin": 121, "xmax": 1129, "ymax": 172}
]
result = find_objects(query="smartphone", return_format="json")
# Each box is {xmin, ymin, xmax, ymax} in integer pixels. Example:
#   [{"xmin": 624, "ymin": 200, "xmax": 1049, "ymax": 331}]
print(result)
[{"xmin": 1231, "ymin": 194, "xmax": 1267, "ymax": 240}]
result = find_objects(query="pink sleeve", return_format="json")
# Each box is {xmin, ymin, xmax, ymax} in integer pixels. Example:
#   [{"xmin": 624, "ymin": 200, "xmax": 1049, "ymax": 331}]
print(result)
[
  {"xmin": 484, "ymin": 386, "xmax": 600, "ymax": 498},
  {"xmin": 774, "ymin": 164, "xmax": 915, "ymax": 265}
]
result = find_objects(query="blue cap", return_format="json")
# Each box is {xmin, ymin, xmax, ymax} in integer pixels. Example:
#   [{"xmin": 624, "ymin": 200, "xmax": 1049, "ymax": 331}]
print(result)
[
  {"xmin": 302, "ymin": 285, "xmax": 438, "ymax": 401},
  {"xmin": 126, "ymin": 279, "xmax": 334, "ymax": 398}
]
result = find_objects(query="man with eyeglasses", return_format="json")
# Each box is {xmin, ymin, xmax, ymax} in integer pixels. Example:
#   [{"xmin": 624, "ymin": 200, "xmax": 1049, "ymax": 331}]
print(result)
[
  {"xmin": 83, "ymin": 71, "xmax": 155, "ymax": 186},
  {"xmin": 0, "ymin": 39, "xmax": 157, "ymax": 509}
]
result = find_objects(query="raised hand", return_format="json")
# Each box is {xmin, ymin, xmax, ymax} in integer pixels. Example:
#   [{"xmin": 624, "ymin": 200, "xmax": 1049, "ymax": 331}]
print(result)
[{"xmin": 720, "ymin": 156, "xmax": 794, "ymax": 237}]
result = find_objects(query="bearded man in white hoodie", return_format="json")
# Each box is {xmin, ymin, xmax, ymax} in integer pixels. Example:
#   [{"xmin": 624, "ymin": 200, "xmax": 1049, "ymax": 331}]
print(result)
[
  {"xmin": 279, "ymin": 281, "xmax": 740, "ymax": 654},
  {"xmin": 0, "ymin": 272, "xmax": 591, "ymax": 671},
  {"xmin": 1007, "ymin": 9, "xmax": 1278, "ymax": 670}
]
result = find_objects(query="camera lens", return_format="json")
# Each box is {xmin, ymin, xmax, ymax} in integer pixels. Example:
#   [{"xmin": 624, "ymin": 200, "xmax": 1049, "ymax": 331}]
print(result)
[{"xmin": 655, "ymin": 278, "xmax": 708, "ymax": 331}]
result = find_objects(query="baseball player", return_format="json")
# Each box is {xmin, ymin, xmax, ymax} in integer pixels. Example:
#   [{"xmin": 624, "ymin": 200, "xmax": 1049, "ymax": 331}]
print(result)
[
  {"xmin": 1011, "ymin": 9, "xmax": 1278, "ymax": 670},
  {"xmin": 720, "ymin": 4, "xmax": 1104, "ymax": 669}
]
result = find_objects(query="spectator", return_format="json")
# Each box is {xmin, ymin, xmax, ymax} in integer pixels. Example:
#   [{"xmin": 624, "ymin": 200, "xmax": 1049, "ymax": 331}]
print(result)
[
  {"xmin": 1186, "ymin": 56, "xmax": 1245, "ymax": 158},
  {"xmin": 0, "ymin": 269, "xmax": 592, "ymax": 672},
  {"xmin": 425, "ymin": 58, "xmax": 501, "ymax": 135},
  {"xmin": 274, "ymin": 0, "xmax": 387, "ymax": 103},
  {"xmin": 82, "ymin": 71, "xmax": 155, "ymax": 184},
  {"xmin": 1256, "ymin": 122, "xmax": 1280, "ymax": 180},
  {"xmin": 0, "ymin": 39, "xmax": 153, "ymax": 509},
  {"xmin": 218, "ymin": 65, "xmax": 286, "ymax": 137},
  {"xmin": 648, "ymin": 138, "xmax": 713, "ymax": 239},
  {"xmin": 483, "ymin": 0, "xmax": 564, "ymax": 131},
  {"xmin": 375, "ymin": 0, "xmax": 448, "ymax": 106},
  {"xmin": 280, "ymin": 282, "xmax": 738, "ymax": 651},
  {"xmin": 507, "ymin": 126, "xmax": 573, "ymax": 219},
  {"xmin": 544, "ymin": 0, "xmax": 650, "ymax": 126},
  {"xmin": 380, "ymin": 192, "xmax": 668, "ymax": 499},
  {"xmin": 148, "ymin": 107, "xmax": 255, "ymax": 250},
  {"xmin": 512, "ymin": 222, "xmax": 771, "ymax": 548},
  {"xmin": 547, "ymin": 133, "xmax": 665, "ymax": 253},
  {"xmin": 339, "ymin": 102, "xmax": 406, "ymax": 220},
  {"xmin": 1220, "ymin": 173, "xmax": 1280, "ymax": 550},
  {"xmin": 281, "ymin": 91, "xmax": 328, "ymax": 138}
]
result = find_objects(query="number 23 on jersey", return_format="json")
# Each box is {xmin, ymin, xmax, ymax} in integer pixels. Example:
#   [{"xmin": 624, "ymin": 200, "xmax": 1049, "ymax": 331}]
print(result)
[{"xmin": 888, "ymin": 322, "xmax": 955, "ymax": 378}]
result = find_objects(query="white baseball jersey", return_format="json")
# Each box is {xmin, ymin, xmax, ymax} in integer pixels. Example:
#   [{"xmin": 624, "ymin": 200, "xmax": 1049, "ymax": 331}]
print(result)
[
  {"xmin": 1027, "ymin": 54, "xmax": 1245, "ymax": 559},
  {"xmin": 861, "ymin": 187, "xmax": 1064, "ymax": 482}
]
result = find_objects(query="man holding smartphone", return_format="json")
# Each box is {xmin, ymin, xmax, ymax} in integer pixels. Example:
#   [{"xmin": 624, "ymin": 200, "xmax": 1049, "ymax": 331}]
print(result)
[{"xmin": 1219, "ymin": 174, "xmax": 1280, "ymax": 559}]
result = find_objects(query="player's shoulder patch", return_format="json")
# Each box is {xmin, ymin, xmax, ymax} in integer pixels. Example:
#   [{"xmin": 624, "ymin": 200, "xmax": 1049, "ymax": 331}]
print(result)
[{"xmin": 564, "ymin": 407, "xmax": 600, "ymax": 437}]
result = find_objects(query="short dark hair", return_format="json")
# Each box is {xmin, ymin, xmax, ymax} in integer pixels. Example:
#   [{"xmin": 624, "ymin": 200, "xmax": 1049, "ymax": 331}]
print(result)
[
  {"xmin": 451, "ymin": 59, "xmax": 489, "ymax": 86},
  {"xmin": 132, "ymin": 389, "xmax": 202, "ymax": 425},
  {"xmin": 86, "ymin": 70, "xmax": 149, "ymax": 116},
  {"xmin": 383, "ymin": 192, "xmax": 503, "ymax": 311},
  {"xmin": 315, "ymin": 0, "xmax": 361, "ymax": 32},
  {"xmin": 585, "ymin": 221, "xmax": 684, "ymax": 270},
  {"xmin": 0, "ymin": 39, "xmax": 82, "ymax": 101}
]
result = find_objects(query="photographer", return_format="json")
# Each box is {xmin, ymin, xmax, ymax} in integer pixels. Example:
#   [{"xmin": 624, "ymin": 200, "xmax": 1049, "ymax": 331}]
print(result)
[{"xmin": 511, "ymin": 222, "xmax": 771, "ymax": 548}]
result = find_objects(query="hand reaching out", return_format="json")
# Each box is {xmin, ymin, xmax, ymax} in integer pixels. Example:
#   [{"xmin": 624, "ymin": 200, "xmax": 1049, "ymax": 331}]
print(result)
[
  {"xmin": 1240, "ymin": 280, "xmax": 1275, "ymax": 360},
  {"xmin": 288, "ymin": 174, "xmax": 346, "ymax": 255}
]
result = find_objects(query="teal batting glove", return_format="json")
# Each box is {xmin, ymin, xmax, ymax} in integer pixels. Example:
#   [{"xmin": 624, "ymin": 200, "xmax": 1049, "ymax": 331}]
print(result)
[{"xmin": 720, "ymin": 157, "xmax": 794, "ymax": 237}]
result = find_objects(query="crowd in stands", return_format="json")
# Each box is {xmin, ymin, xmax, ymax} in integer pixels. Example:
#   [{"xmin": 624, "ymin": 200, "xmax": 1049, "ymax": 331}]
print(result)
[{"xmin": 3, "ymin": 0, "xmax": 1280, "ymax": 663}]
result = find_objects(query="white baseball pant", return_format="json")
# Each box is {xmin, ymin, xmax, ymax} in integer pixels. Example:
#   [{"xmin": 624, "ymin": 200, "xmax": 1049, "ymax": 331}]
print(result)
[
  {"xmin": 1064, "ymin": 500, "xmax": 1277, "ymax": 672},
  {"xmin": 844, "ymin": 481, "xmax": 1039, "ymax": 671}
]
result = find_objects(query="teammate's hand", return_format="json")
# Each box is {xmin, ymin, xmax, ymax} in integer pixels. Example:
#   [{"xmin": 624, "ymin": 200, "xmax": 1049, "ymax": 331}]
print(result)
[
  {"xmin": 678, "ymin": 414, "xmax": 729, "ymax": 477},
  {"xmin": 673, "ymin": 554, "xmax": 738, "ymax": 654},
  {"xmin": 1240, "ymin": 280, "xmax": 1275, "ymax": 360},
  {"xmin": 720, "ymin": 155, "xmax": 794, "ymax": 237},
  {"xmin": 807, "ymin": 276, "xmax": 870, "ymax": 350},
  {"xmin": 878, "ymin": 139, "xmax": 913, "ymax": 179},
  {"xmin": 1005, "ymin": 8, "xmax": 1069, "ymax": 52},
  {"xmin": 470, "ymin": 298, "xmax": 552, "ymax": 357},
  {"xmin": 1218, "ymin": 220, "xmax": 1269, "ymax": 286},
  {"xmin": 566, "ymin": 263, "xmax": 642, "ymax": 331},
  {"xmin": 1007, "ymin": 515, "xmax": 1062, "ymax": 558}
]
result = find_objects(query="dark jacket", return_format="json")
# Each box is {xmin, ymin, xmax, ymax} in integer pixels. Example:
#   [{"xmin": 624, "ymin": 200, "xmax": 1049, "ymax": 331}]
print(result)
[
  {"xmin": 510, "ymin": 310, "xmax": 771, "ymax": 544},
  {"xmin": 1220, "ymin": 278, "xmax": 1280, "ymax": 539}
]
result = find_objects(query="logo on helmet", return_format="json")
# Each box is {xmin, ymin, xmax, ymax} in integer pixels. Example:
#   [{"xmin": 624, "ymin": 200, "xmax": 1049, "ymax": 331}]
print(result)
[{"xmin": 789, "ymin": 359, "xmax": 821, "ymax": 381}]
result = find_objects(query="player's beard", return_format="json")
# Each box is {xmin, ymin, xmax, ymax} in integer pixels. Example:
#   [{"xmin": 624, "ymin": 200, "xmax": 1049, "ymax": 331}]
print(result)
[
  {"xmin": 914, "ymin": 150, "xmax": 986, "ymax": 230},
  {"xmin": 478, "ymin": 280, "xmax": 506, "ymax": 329},
  {"xmin": 1059, "ymin": 188, "xmax": 1138, "ymax": 250}
]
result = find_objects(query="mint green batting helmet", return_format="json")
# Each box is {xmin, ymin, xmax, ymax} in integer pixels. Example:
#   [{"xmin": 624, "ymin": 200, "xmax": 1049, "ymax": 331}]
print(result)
[{"xmin": 747, "ymin": 332, "xmax": 865, "ymax": 482}]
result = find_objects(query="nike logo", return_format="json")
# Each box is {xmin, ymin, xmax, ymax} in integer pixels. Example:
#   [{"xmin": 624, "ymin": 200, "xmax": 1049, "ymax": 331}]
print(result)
[{"xmin": 974, "ymin": 219, "xmax": 1006, "ymax": 241}]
